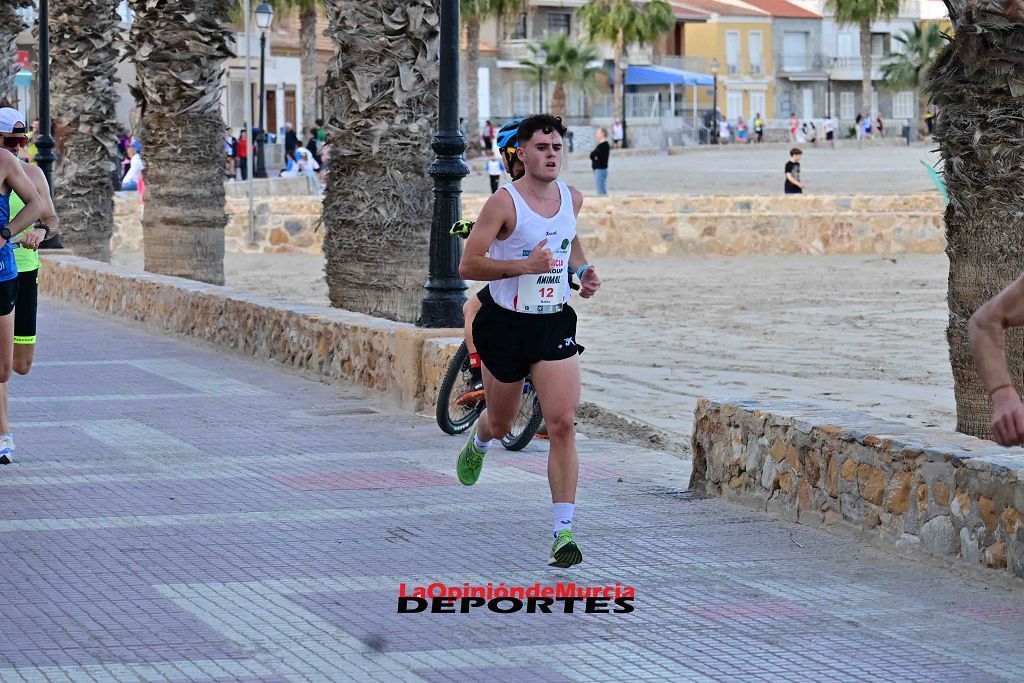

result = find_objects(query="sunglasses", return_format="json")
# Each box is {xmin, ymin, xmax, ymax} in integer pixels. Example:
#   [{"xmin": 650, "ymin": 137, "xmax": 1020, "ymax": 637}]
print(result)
[{"xmin": 1, "ymin": 137, "xmax": 26, "ymax": 149}]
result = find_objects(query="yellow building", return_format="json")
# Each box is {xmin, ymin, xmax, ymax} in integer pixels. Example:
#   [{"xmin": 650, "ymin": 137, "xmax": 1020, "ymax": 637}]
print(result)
[{"xmin": 675, "ymin": 0, "xmax": 775, "ymax": 123}]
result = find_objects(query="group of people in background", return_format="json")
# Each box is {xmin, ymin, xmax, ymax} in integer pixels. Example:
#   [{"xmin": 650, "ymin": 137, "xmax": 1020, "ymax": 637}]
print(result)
[{"xmin": 219, "ymin": 121, "xmax": 329, "ymax": 186}]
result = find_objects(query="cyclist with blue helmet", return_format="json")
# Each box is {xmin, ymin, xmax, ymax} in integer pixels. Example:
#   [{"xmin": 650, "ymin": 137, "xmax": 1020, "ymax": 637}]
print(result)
[{"xmin": 450, "ymin": 118, "xmax": 527, "ymax": 405}]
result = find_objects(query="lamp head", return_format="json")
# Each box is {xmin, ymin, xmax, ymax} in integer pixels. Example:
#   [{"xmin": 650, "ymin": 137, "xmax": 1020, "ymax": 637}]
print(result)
[
  {"xmin": 255, "ymin": 2, "xmax": 274, "ymax": 30},
  {"xmin": 710, "ymin": 58, "xmax": 719, "ymax": 74}
]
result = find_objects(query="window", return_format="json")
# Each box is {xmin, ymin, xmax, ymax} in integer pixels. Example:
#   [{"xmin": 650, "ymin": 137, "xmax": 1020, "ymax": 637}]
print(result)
[
  {"xmin": 748, "ymin": 32, "xmax": 763, "ymax": 75},
  {"xmin": 512, "ymin": 80, "xmax": 531, "ymax": 116},
  {"xmin": 870, "ymin": 33, "xmax": 886, "ymax": 56},
  {"xmin": 505, "ymin": 12, "xmax": 527, "ymax": 40},
  {"xmin": 727, "ymin": 90, "xmax": 743, "ymax": 120},
  {"xmin": 837, "ymin": 32, "xmax": 854, "ymax": 57},
  {"xmin": 726, "ymin": 31, "xmax": 741, "ymax": 75},
  {"xmin": 783, "ymin": 32, "xmax": 808, "ymax": 71},
  {"xmin": 840, "ymin": 91, "xmax": 855, "ymax": 119},
  {"xmin": 802, "ymin": 88, "xmax": 814, "ymax": 120},
  {"xmin": 893, "ymin": 91, "xmax": 915, "ymax": 118},
  {"xmin": 547, "ymin": 13, "xmax": 571, "ymax": 36},
  {"xmin": 749, "ymin": 91, "xmax": 766, "ymax": 119}
]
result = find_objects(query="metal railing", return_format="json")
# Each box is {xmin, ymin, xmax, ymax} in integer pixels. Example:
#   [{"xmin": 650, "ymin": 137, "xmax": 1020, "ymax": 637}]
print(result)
[{"xmin": 500, "ymin": 40, "xmax": 534, "ymax": 61}]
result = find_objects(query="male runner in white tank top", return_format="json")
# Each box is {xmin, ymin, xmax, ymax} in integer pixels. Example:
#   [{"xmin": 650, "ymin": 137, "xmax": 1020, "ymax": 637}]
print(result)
[{"xmin": 456, "ymin": 114, "xmax": 601, "ymax": 568}]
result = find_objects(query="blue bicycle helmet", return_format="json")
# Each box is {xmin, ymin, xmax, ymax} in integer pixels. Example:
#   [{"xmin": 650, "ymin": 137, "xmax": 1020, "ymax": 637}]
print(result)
[{"xmin": 496, "ymin": 117, "xmax": 524, "ymax": 155}]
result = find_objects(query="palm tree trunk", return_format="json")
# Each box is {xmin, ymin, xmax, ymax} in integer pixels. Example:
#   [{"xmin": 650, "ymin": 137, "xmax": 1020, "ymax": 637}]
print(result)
[
  {"xmin": 0, "ymin": 2, "xmax": 28, "ymax": 106},
  {"xmin": 322, "ymin": 0, "xmax": 438, "ymax": 323},
  {"xmin": 551, "ymin": 81, "xmax": 567, "ymax": 119},
  {"xmin": 464, "ymin": 17, "xmax": 481, "ymax": 157},
  {"xmin": 128, "ymin": 0, "xmax": 233, "ymax": 285},
  {"xmin": 613, "ymin": 31, "xmax": 625, "ymax": 126},
  {"xmin": 51, "ymin": 0, "xmax": 121, "ymax": 262},
  {"xmin": 929, "ymin": 0, "xmax": 1024, "ymax": 437},
  {"xmin": 859, "ymin": 19, "xmax": 873, "ymax": 120},
  {"xmin": 299, "ymin": 4, "xmax": 318, "ymax": 134}
]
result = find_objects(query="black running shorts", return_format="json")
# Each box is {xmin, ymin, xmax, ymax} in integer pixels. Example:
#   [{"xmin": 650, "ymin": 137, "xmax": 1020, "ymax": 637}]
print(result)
[
  {"xmin": 0, "ymin": 276, "xmax": 17, "ymax": 317},
  {"xmin": 14, "ymin": 268, "xmax": 37, "ymax": 344},
  {"xmin": 473, "ymin": 286, "xmax": 584, "ymax": 384}
]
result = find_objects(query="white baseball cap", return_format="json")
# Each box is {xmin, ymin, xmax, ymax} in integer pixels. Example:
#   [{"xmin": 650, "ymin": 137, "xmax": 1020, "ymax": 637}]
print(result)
[{"xmin": 0, "ymin": 108, "xmax": 27, "ymax": 137}]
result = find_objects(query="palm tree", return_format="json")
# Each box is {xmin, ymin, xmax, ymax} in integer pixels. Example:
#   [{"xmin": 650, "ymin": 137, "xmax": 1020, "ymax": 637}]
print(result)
[
  {"xmin": 268, "ymin": 0, "xmax": 320, "ymax": 135},
  {"xmin": 523, "ymin": 34, "xmax": 602, "ymax": 119},
  {"xmin": 578, "ymin": 0, "xmax": 674, "ymax": 133},
  {"xmin": 826, "ymin": 0, "xmax": 901, "ymax": 120},
  {"xmin": 321, "ymin": 0, "xmax": 439, "ymax": 323},
  {"xmin": 462, "ymin": 0, "xmax": 527, "ymax": 156},
  {"xmin": 51, "ymin": 0, "xmax": 122, "ymax": 262},
  {"xmin": 929, "ymin": 0, "xmax": 1024, "ymax": 438},
  {"xmin": 0, "ymin": 2, "xmax": 30, "ymax": 106},
  {"xmin": 127, "ymin": 0, "xmax": 234, "ymax": 285},
  {"xmin": 881, "ymin": 22, "xmax": 946, "ymax": 139}
]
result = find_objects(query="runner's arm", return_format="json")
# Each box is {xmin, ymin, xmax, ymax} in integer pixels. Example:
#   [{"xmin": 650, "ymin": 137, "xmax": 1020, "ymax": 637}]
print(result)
[
  {"xmin": 0, "ymin": 150, "xmax": 42, "ymax": 237},
  {"xmin": 566, "ymin": 186, "xmax": 601, "ymax": 298},
  {"xmin": 969, "ymin": 277, "xmax": 1024, "ymax": 398},
  {"xmin": 25, "ymin": 164, "xmax": 58, "ymax": 229},
  {"xmin": 969, "ymin": 276, "xmax": 1024, "ymax": 445},
  {"xmin": 459, "ymin": 190, "xmax": 552, "ymax": 281}
]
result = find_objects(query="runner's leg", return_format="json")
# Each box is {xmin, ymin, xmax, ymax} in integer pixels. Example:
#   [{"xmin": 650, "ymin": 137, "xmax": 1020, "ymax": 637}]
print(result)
[
  {"xmin": 476, "ymin": 363, "xmax": 525, "ymax": 443},
  {"xmin": 464, "ymin": 296, "xmax": 481, "ymax": 356},
  {"xmin": 0, "ymin": 304, "xmax": 15, "ymax": 463},
  {"xmin": 13, "ymin": 269, "xmax": 37, "ymax": 375},
  {"xmin": 529, "ymin": 355, "xmax": 581, "ymax": 504}
]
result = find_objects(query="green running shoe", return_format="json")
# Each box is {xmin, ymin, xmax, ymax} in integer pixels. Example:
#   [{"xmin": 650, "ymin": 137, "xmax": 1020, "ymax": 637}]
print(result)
[
  {"xmin": 456, "ymin": 429, "xmax": 487, "ymax": 486},
  {"xmin": 548, "ymin": 529, "xmax": 583, "ymax": 568}
]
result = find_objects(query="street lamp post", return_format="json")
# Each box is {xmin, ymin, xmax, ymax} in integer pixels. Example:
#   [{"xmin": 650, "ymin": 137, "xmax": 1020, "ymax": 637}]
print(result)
[
  {"xmin": 825, "ymin": 58, "xmax": 834, "ymax": 119},
  {"xmin": 536, "ymin": 47, "xmax": 548, "ymax": 113},
  {"xmin": 620, "ymin": 53, "xmax": 629, "ymax": 149},
  {"xmin": 420, "ymin": 0, "xmax": 469, "ymax": 328},
  {"xmin": 710, "ymin": 58, "xmax": 719, "ymax": 145},
  {"xmin": 36, "ymin": 0, "xmax": 60, "ymax": 248},
  {"xmin": 254, "ymin": 2, "xmax": 274, "ymax": 179}
]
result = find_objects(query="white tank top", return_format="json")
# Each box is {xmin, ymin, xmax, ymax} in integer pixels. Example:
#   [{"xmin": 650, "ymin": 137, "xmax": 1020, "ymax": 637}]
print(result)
[{"xmin": 490, "ymin": 181, "xmax": 576, "ymax": 313}]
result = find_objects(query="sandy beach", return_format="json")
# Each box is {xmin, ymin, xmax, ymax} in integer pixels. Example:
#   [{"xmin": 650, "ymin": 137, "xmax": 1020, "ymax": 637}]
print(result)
[{"xmin": 112, "ymin": 250, "xmax": 953, "ymax": 446}]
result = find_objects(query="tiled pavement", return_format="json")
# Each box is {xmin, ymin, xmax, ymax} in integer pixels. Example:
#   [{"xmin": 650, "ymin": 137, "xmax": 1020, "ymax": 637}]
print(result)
[{"xmin": 2, "ymin": 302, "xmax": 1024, "ymax": 683}]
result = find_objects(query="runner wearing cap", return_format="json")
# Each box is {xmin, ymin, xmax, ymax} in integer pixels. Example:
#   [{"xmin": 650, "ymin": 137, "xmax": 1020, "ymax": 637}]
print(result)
[
  {"xmin": 0, "ymin": 107, "xmax": 46, "ymax": 464},
  {"xmin": 0, "ymin": 108, "xmax": 59, "ymax": 371},
  {"xmin": 456, "ymin": 114, "xmax": 601, "ymax": 568}
]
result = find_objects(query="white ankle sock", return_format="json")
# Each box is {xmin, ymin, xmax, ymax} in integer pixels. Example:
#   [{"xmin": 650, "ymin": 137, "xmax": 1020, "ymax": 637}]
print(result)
[
  {"xmin": 473, "ymin": 434, "xmax": 492, "ymax": 451},
  {"xmin": 553, "ymin": 503, "xmax": 575, "ymax": 538}
]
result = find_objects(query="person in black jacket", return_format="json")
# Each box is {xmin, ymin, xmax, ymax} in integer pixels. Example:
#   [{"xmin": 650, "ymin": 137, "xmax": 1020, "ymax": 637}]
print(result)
[
  {"xmin": 306, "ymin": 127, "xmax": 322, "ymax": 167},
  {"xmin": 589, "ymin": 128, "xmax": 610, "ymax": 196}
]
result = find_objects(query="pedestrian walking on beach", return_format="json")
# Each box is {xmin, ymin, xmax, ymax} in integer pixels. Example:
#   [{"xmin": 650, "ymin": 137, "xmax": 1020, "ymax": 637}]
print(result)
[
  {"xmin": 485, "ymin": 151, "xmax": 503, "ymax": 194},
  {"xmin": 824, "ymin": 117, "xmax": 836, "ymax": 150},
  {"xmin": 482, "ymin": 120, "xmax": 495, "ymax": 151},
  {"xmin": 784, "ymin": 148, "xmax": 805, "ymax": 194},
  {"xmin": 590, "ymin": 127, "xmax": 610, "ymax": 196},
  {"xmin": 121, "ymin": 144, "xmax": 144, "ymax": 191},
  {"xmin": 611, "ymin": 120, "xmax": 624, "ymax": 149},
  {"xmin": 283, "ymin": 122, "xmax": 299, "ymax": 161},
  {"xmin": 719, "ymin": 118, "xmax": 731, "ymax": 145},
  {"xmin": 237, "ymin": 129, "xmax": 250, "ymax": 180},
  {"xmin": 855, "ymin": 114, "xmax": 864, "ymax": 142},
  {"xmin": 875, "ymin": 113, "xmax": 884, "ymax": 139},
  {"xmin": 789, "ymin": 113, "xmax": 798, "ymax": 142},
  {"xmin": 223, "ymin": 127, "xmax": 237, "ymax": 180},
  {"xmin": 753, "ymin": 113, "xmax": 765, "ymax": 143}
]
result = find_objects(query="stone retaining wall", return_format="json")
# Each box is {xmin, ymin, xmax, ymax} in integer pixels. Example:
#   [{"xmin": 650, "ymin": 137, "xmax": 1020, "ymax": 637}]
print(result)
[
  {"xmin": 691, "ymin": 398, "xmax": 1024, "ymax": 579},
  {"xmin": 39, "ymin": 254, "xmax": 458, "ymax": 411},
  {"xmin": 112, "ymin": 193, "xmax": 946, "ymax": 257}
]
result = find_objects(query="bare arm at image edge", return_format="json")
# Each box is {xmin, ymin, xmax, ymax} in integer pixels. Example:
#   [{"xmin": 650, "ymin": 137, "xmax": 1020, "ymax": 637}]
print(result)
[{"xmin": 968, "ymin": 275, "xmax": 1024, "ymax": 445}]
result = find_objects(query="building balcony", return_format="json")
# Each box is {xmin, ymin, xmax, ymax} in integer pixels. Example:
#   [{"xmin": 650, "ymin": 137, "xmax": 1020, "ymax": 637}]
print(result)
[
  {"xmin": 774, "ymin": 52, "xmax": 830, "ymax": 77},
  {"xmin": 658, "ymin": 55, "xmax": 708, "ymax": 73},
  {"xmin": 500, "ymin": 39, "xmax": 534, "ymax": 61},
  {"xmin": 829, "ymin": 55, "xmax": 885, "ymax": 80}
]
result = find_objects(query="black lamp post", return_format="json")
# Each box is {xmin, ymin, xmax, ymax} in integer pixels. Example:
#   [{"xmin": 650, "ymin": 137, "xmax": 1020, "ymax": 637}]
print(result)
[
  {"xmin": 536, "ymin": 46, "xmax": 548, "ymax": 112},
  {"xmin": 36, "ymin": 0, "xmax": 60, "ymax": 248},
  {"xmin": 620, "ymin": 53, "xmax": 629, "ymax": 149},
  {"xmin": 420, "ymin": 0, "xmax": 469, "ymax": 328},
  {"xmin": 710, "ymin": 58, "xmax": 719, "ymax": 145},
  {"xmin": 254, "ymin": 2, "xmax": 274, "ymax": 179},
  {"xmin": 825, "ymin": 58, "xmax": 834, "ymax": 119}
]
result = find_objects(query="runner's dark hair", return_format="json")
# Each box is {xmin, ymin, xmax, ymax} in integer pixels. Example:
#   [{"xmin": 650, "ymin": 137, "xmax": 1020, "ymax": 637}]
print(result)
[{"xmin": 518, "ymin": 114, "xmax": 568, "ymax": 143}]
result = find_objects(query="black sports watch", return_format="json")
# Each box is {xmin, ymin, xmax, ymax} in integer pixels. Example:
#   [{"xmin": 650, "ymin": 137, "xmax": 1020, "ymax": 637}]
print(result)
[{"xmin": 0, "ymin": 227, "xmax": 11, "ymax": 243}]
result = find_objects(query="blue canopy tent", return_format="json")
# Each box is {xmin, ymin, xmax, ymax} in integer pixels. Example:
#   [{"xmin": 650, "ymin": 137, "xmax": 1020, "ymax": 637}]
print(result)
[{"xmin": 616, "ymin": 64, "xmax": 715, "ymax": 128}]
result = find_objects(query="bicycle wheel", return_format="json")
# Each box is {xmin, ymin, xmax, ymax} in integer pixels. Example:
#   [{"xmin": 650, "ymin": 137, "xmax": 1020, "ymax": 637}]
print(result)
[
  {"xmin": 435, "ymin": 341, "xmax": 485, "ymax": 435},
  {"xmin": 501, "ymin": 378, "xmax": 544, "ymax": 451}
]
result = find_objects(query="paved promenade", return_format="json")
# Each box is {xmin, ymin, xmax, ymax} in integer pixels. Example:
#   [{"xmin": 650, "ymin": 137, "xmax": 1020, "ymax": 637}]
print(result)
[{"xmin": 2, "ymin": 302, "xmax": 1023, "ymax": 682}]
